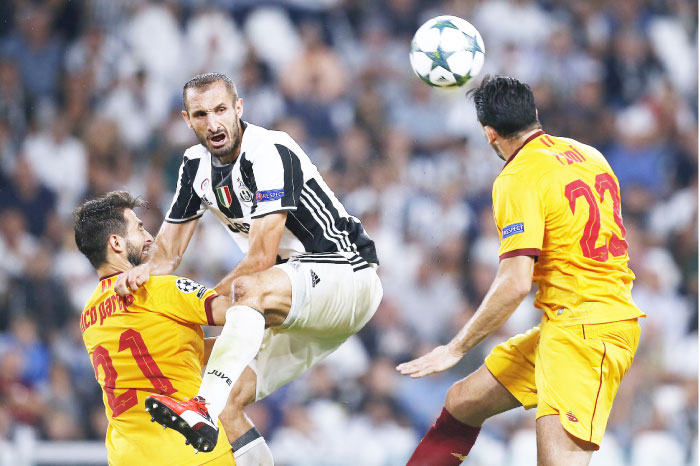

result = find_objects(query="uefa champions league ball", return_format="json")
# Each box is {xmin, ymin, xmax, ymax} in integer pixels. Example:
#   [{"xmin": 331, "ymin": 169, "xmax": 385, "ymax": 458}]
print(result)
[{"xmin": 409, "ymin": 15, "xmax": 485, "ymax": 89}]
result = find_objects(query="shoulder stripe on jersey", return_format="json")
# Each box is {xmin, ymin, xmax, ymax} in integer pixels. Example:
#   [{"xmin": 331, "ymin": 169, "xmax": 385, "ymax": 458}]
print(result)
[
  {"xmin": 301, "ymin": 186, "xmax": 356, "ymax": 252},
  {"xmin": 304, "ymin": 181, "xmax": 357, "ymax": 252},
  {"xmin": 300, "ymin": 190, "xmax": 349, "ymax": 252},
  {"xmin": 284, "ymin": 208, "xmax": 326, "ymax": 250},
  {"xmin": 275, "ymin": 144, "xmax": 304, "ymax": 208}
]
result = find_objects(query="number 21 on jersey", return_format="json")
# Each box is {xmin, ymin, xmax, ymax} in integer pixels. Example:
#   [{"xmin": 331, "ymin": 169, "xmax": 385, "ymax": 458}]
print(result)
[
  {"xmin": 92, "ymin": 329, "xmax": 177, "ymax": 417},
  {"xmin": 565, "ymin": 173, "xmax": 628, "ymax": 263}
]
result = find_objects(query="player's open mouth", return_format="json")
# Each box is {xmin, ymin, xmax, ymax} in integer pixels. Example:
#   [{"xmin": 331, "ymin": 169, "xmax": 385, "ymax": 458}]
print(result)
[{"xmin": 210, "ymin": 133, "xmax": 227, "ymax": 148}]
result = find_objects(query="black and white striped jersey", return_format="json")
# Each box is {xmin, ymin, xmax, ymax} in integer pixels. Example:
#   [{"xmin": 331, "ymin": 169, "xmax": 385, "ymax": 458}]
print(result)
[{"xmin": 165, "ymin": 121, "xmax": 378, "ymax": 264}]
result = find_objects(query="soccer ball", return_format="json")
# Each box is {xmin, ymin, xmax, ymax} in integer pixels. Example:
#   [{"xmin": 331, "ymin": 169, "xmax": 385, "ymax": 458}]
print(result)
[{"xmin": 409, "ymin": 15, "xmax": 485, "ymax": 89}]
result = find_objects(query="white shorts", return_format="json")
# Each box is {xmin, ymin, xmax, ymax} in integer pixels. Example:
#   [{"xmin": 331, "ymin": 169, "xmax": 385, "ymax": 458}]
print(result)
[{"xmin": 252, "ymin": 252, "xmax": 383, "ymax": 400}]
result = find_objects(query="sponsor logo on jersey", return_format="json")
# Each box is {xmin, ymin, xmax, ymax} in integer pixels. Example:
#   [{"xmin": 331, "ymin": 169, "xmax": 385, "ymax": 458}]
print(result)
[
  {"xmin": 502, "ymin": 222, "xmax": 524, "ymax": 239},
  {"xmin": 237, "ymin": 177, "xmax": 253, "ymax": 202},
  {"xmin": 176, "ymin": 278, "xmax": 202, "ymax": 293},
  {"xmin": 566, "ymin": 410, "xmax": 579, "ymax": 423},
  {"xmin": 216, "ymin": 185, "xmax": 233, "ymax": 208},
  {"xmin": 310, "ymin": 270, "xmax": 320, "ymax": 287},
  {"xmin": 227, "ymin": 221, "xmax": 251, "ymax": 234},
  {"xmin": 201, "ymin": 194, "xmax": 213, "ymax": 206},
  {"xmin": 255, "ymin": 189, "xmax": 284, "ymax": 202}
]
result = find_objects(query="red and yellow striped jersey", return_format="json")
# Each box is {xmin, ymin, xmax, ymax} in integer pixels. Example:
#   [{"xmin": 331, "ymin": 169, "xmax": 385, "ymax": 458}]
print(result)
[
  {"xmin": 492, "ymin": 131, "xmax": 645, "ymax": 324},
  {"xmin": 81, "ymin": 274, "xmax": 233, "ymax": 466}
]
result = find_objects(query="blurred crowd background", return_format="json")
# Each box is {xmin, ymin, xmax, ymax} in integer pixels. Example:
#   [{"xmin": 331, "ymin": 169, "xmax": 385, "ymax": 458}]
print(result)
[{"xmin": 0, "ymin": 0, "xmax": 696, "ymax": 465}]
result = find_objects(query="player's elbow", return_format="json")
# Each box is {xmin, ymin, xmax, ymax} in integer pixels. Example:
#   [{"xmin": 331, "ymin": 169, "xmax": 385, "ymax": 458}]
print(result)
[
  {"xmin": 500, "ymin": 273, "xmax": 531, "ymax": 302},
  {"xmin": 509, "ymin": 277, "xmax": 531, "ymax": 301},
  {"xmin": 498, "ymin": 256, "xmax": 534, "ymax": 302}
]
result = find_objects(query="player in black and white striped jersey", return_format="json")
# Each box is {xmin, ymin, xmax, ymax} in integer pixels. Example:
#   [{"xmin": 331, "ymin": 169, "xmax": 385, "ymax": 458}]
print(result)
[{"xmin": 114, "ymin": 73, "xmax": 382, "ymax": 465}]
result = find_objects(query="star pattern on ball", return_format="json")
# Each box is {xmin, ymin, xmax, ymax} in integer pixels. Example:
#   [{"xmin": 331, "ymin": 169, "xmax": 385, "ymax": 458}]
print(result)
[
  {"xmin": 409, "ymin": 16, "xmax": 484, "ymax": 88},
  {"xmin": 431, "ymin": 19, "xmax": 460, "ymax": 32},
  {"xmin": 426, "ymin": 47, "xmax": 455, "ymax": 72},
  {"xmin": 463, "ymin": 33, "xmax": 483, "ymax": 55}
]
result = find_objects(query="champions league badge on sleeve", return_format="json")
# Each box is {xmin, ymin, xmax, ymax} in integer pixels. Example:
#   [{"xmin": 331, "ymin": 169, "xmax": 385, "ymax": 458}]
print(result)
[{"xmin": 176, "ymin": 278, "xmax": 202, "ymax": 293}]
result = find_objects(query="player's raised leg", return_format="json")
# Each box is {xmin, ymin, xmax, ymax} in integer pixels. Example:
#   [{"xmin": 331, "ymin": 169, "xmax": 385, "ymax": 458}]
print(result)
[
  {"xmin": 406, "ymin": 365, "xmax": 521, "ymax": 466},
  {"xmin": 148, "ymin": 267, "xmax": 289, "ymax": 456},
  {"xmin": 199, "ymin": 268, "xmax": 290, "ymax": 457},
  {"xmin": 197, "ymin": 267, "xmax": 291, "ymax": 418},
  {"xmin": 536, "ymin": 415, "xmax": 595, "ymax": 466}
]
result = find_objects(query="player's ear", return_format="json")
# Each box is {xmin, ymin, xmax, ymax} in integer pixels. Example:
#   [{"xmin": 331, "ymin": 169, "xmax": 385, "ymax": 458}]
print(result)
[
  {"xmin": 235, "ymin": 98, "xmax": 243, "ymax": 118},
  {"xmin": 108, "ymin": 234, "xmax": 124, "ymax": 254},
  {"xmin": 484, "ymin": 125, "xmax": 499, "ymax": 144},
  {"xmin": 181, "ymin": 110, "xmax": 193, "ymax": 129}
]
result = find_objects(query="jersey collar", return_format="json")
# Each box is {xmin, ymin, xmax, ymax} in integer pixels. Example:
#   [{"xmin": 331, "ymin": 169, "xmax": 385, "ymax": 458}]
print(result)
[
  {"xmin": 98, "ymin": 271, "xmax": 121, "ymax": 281},
  {"xmin": 503, "ymin": 130, "xmax": 546, "ymax": 169}
]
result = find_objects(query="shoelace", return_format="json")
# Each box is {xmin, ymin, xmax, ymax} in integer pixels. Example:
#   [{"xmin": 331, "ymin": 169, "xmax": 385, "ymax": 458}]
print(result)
[{"xmin": 190, "ymin": 396, "xmax": 210, "ymax": 417}]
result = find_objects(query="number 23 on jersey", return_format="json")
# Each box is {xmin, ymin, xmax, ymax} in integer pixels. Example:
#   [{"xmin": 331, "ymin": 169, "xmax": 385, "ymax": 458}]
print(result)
[{"xmin": 565, "ymin": 172, "xmax": 627, "ymax": 263}]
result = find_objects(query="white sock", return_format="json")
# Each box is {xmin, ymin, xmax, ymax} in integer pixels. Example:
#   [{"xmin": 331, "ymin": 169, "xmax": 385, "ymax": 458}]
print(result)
[
  {"xmin": 197, "ymin": 305, "xmax": 265, "ymax": 423},
  {"xmin": 232, "ymin": 427, "xmax": 274, "ymax": 466}
]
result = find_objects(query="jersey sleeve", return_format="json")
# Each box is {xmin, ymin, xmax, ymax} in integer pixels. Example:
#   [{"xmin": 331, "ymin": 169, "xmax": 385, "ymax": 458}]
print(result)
[
  {"xmin": 143, "ymin": 276, "xmax": 220, "ymax": 326},
  {"xmin": 492, "ymin": 173, "xmax": 545, "ymax": 260},
  {"xmin": 244, "ymin": 142, "xmax": 303, "ymax": 219},
  {"xmin": 165, "ymin": 155, "xmax": 206, "ymax": 223}
]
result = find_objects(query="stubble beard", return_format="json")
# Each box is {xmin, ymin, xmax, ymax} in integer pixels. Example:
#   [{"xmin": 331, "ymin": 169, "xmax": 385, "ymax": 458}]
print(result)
[
  {"xmin": 202, "ymin": 120, "xmax": 242, "ymax": 162},
  {"xmin": 126, "ymin": 242, "xmax": 144, "ymax": 267}
]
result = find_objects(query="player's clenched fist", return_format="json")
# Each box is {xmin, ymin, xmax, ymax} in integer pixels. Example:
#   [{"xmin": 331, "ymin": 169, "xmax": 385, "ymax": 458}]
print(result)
[{"xmin": 114, "ymin": 263, "xmax": 151, "ymax": 296}]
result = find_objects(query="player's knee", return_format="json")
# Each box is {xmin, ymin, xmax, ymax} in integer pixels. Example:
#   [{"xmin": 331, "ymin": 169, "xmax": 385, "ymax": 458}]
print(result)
[
  {"xmin": 445, "ymin": 380, "xmax": 480, "ymax": 422},
  {"xmin": 445, "ymin": 380, "xmax": 465, "ymax": 410},
  {"xmin": 232, "ymin": 275, "xmax": 264, "ymax": 308}
]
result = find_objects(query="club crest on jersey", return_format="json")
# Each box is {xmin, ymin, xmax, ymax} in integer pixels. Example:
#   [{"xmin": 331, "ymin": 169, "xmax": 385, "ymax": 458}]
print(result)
[
  {"xmin": 237, "ymin": 177, "xmax": 253, "ymax": 203},
  {"xmin": 176, "ymin": 278, "xmax": 202, "ymax": 293},
  {"xmin": 502, "ymin": 222, "xmax": 524, "ymax": 239},
  {"xmin": 216, "ymin": 185, "xmax": 233, "ymax": 208},
  {"xmin": 256, "ymin": 189, "xmax": 284, "ymax": 202}
]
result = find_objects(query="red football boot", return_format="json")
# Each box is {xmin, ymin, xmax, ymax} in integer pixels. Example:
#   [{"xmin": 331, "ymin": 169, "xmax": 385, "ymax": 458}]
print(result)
[{"xmin": 146, "ymin": 394, "xmax": 218, "ymax": 453}]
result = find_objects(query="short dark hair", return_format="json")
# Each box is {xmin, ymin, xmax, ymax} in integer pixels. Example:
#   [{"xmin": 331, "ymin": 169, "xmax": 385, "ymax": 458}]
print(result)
[
  {"xmin": 182, "ymin": 72, "xmax": 238, "ymax": 111},
  {"xmin": 468, "ymin": 75, "xmax": 540, "ymax": 139},
  {"xmin": 73, "ymin": 191, "xmax": 146, "ymax": 269}
]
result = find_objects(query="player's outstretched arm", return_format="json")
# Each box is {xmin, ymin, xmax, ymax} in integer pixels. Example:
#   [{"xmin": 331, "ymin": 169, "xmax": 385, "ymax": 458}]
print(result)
[
  {"xmin": 115, "ymin": 220, "xmax": 199, "ymax": 295},
  {"xmin": 397, "ymin": 255, "xmax": 534, "ymax": 378},
  {"xmin": 214, "ymin": 212, "xmax": 287, "ymax": 296}
]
